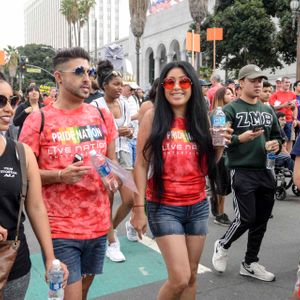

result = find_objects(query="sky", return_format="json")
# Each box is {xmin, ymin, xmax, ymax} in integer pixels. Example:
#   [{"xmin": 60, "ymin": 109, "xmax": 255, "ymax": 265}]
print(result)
[{"xmin": 0, "ymin": 0, "xmax": 25, "ymax": 49}]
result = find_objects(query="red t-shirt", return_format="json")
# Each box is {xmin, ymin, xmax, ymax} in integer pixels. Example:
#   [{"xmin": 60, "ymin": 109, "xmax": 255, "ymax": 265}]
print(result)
[
  {"xmin": 269, "ymin": 90, "xmax": 296, "ymax": 122},
  {"xmin": 146, "ymin": 117, "xmax": 207, "ymax": 206},
  {"xmin": 43, "ymin": 96, "xmax": 55, "ymax": 106},
  {"xmin": 207, "ymin": 85, "xmax": 222, "ymax": 111},
  {"xmin": 19, "ymin": 104, "xmax": 118, "ymax": 239}
]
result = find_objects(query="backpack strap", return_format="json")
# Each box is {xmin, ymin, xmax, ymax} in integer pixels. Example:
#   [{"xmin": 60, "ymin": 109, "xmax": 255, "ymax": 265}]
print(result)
[
  {"xmin": 96, "ymin": 107, "xmax": 106, "ymax": 125},
  {"xmin": 14, "ymin": 142, "xmax": 28, "ymax": 241},
  {"xmin": 39, "ymin": 109, "xmax": 45, "ymax": 134}
]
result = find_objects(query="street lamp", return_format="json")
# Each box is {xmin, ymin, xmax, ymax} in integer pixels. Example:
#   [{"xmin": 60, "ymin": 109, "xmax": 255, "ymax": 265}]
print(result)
[{"xmin": 290, "ymin": 0, "xmax": 300, "ymax": 80}]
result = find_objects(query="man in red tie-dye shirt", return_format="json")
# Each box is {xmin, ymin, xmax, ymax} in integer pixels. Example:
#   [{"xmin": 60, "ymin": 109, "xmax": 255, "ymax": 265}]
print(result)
[{"xmin": 19, "ymin": 47, "xmax": 118, "ymax": 300}]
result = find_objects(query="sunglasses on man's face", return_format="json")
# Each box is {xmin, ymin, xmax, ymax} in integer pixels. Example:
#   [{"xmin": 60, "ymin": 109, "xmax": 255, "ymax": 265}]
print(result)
[
  {"xmin": 0, "ymin": 95, "xmax": 13, "ymax": 108},
  {"xmin": 60, "ymin": 66, "xmax": 97, "ymax": 79},
  {"xmin": 162, "ymin": 77, "xmax": 192, "ymax": 90}
]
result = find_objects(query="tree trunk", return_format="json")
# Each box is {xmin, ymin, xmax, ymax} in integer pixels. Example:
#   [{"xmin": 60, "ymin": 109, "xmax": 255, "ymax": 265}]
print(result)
[
  {"xmin": 78, "ymin": 22, "xmax": 81, "ymax": 47},
  {"xmin": 68, "ymin": 23, "xmax": 72, "ymax": 47},
  {"xmin": 73, "ymin": 23, "xmax": 78, "ymax": 46},
  {"xmin": 87, "ymin": 16, "xmax": 90, "ymax": 53}
]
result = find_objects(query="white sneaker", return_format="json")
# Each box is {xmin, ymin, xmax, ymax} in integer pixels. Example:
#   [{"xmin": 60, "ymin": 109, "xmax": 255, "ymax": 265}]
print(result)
[
  {"xmin": 240, "ymin": 262, "xmax": 275, "ymax": 282},
  {"xmin": 125, "ymin": 220, "xmax": 138, "ymax": 242},
  {"xmin": 212, "ymin": 240, "xmax": 228, "ymax": 273},
  {"xmin": 106, "ymin": 242, "xmax": 126, "ymax": 262}
]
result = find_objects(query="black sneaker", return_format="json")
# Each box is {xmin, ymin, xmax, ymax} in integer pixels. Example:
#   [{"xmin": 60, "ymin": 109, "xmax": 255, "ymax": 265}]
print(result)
[{"xmin": 214, "ymin": 214, "xmax": 232, "ymax": 226}]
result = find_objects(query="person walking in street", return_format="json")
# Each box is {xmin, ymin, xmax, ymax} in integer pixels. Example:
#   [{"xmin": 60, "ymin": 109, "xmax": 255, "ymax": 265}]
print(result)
[
  {"xmin": 19, "ymin": 47, "xmax": 118, "ymax": 300},
  {"xmin": 0, "ymin": 75, "xmax": 68, "ymax": 299},
  {"xmin": 212, "ymin": 64, "xmax": 283, "ymax": 282},
  {"xmin": 13, "ymin": 85, "xmax": 44, "ymax": 138},
  {"xmin": 92, "ymin": 59, "xmax": 137, "ymax": 263},
  {"xmin": 211, "ymin": 87, "xmax": 235, "ymax": 226},
  {"xmin": 131, "ymin": 61, "xmax": 231, "ymax": 300},
  {"xmin": 269, "ymin": 76, "xmax": 297, "ymax": 153}
]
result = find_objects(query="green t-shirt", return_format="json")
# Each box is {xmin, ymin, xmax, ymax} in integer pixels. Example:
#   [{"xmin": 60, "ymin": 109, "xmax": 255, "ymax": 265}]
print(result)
[{"xmin": 223, "ymin": 99, "xmax": 283, "ymax": 170}]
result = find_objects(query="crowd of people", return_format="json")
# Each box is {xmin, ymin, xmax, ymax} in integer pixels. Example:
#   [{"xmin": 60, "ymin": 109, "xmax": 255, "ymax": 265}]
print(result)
[{"xmin": 1, "ymin": 46, "xmax": 300, "ymax": 300}]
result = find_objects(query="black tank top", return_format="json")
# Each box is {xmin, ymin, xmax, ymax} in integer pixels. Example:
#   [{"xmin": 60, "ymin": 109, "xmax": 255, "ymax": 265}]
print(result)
[{"xmin": 0, "ymin": 138, "xmax": 31, "ymax": 280}]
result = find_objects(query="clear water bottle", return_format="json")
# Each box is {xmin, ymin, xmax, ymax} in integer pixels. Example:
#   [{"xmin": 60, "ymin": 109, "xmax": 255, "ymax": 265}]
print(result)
[
  {"xmin": 89, "ymin": 150, "xmax": 115, "ymax": 189},
  {"xmin": 266, "ymin": 152, "xmax": 276, "ymax": 169},
  {"xmin": 48, "ymin": 259, "xmax": 64, "ymax": 300},
  {"xmin": 212, "ymin": 107, "xmax": 226, "ymax": 146}
]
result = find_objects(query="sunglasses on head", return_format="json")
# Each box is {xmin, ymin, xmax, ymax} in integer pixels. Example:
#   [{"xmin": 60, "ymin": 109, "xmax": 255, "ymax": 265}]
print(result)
[
  {"xmin": 162, "ymin": 77, "xmax": 192, "ymax": 90},
  {"xmin": 103, "ymin": 70, "xmax": 123, "ymax": 83},
  {"xmin": 0, "ymin": 95, "xmax": 14, "ymax": 108},
  {"xmin": 61, "ymin": 66, "xmax": 96, "ymax": 79}
]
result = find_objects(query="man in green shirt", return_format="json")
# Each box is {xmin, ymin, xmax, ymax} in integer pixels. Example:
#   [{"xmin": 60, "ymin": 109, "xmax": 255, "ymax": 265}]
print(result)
[{"xmin": 212, "ymin": 64, "xmax": 283, "ymax": 282}]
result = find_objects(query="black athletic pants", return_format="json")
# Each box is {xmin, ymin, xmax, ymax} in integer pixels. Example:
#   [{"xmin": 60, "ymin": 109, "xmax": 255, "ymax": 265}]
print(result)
[{"xmin": 219, "ymin": 169, "xmax": 275, "ymax": 265}]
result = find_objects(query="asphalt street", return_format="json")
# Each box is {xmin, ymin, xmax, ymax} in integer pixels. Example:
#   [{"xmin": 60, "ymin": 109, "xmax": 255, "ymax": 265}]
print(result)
[{"xmin": 25, "ymin": 189, "xmax": 300, "ymax": 300}]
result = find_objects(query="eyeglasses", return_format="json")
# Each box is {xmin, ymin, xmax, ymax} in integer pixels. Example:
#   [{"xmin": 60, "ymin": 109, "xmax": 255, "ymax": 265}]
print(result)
[
  {"xmin": 0, "ymin": 95, "xmax": 13, "ymax": 108},
  {"xmin": 162, "ymin": 77, "xmax": 192, "ymax": 90},
  {"xmin": 60, "ymin": 66, "xmax": 96, "ymax": 79}
]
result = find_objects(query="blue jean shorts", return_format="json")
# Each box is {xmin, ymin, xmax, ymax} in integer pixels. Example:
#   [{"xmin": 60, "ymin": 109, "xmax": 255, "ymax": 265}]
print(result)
[
  {"xmin": 52, "ymin": 235, "xmax": 107, "ymax": 285},
  {"xmin": 284, "ymin": 121, "xmax": 293, "ymax": 140},
  {"xmin": 146, "ymin": 200, "xmax": 209, "ymax": 238}
]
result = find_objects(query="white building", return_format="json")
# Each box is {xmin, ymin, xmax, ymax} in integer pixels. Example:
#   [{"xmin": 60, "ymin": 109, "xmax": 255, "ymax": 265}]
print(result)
[
  {"xmin": 24, "ymin": 0, "xmax": 296, "ymax": 87},
  {"xmin": 24, "ymin": 0, "xmax": 129, "ymax": 52},
  {"xmin": 24, "ymin": 0, "xmax": 69, "ymax": 49}
]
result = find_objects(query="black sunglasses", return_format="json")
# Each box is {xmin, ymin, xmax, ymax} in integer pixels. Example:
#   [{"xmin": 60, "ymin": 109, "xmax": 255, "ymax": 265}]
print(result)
[
  {"xmin": 60, "ymin": 66, "xmax": 97, "ymax": 79},
  {"xmin": 0, "ymin": 95, "xmax": 14, "ymax": 108}
]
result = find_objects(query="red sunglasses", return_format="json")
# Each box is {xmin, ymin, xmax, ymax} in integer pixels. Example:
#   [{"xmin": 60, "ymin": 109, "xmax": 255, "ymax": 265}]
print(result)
[{"xmin": 162, "ymin": 77, "xmax": 192, "ymax": 90}]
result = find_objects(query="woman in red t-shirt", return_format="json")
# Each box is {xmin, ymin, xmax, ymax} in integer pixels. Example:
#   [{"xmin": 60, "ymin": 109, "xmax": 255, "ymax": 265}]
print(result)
[{"xmin": 131, "ymin": 61, "xmax": 231, "ymax": 300}]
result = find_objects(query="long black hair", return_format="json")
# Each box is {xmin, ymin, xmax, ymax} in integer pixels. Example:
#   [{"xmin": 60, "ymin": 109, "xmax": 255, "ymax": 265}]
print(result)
[{"xmin": 143, "ymin": 61, "xmax": 216, "ymax": 199}]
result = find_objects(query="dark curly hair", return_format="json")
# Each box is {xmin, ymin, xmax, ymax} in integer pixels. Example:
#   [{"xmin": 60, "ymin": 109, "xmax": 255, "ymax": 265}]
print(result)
[{"xmin": 96, "ymin": 59, "xmax": 122, "ymax": 90}]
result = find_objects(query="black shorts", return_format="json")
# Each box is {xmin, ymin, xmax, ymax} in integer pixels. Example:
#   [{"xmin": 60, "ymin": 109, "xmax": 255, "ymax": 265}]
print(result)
[{"xmin": 215, "ymin": 156, "xmax": 231, "ymax": 196}]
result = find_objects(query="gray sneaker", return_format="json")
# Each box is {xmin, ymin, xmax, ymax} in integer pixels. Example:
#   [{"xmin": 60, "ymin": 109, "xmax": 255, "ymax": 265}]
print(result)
[
  {"xmin": 212, "ymin": 240, "xmax": 228, "ymax": 273},
  {"xmin": 240, "ymin": 262, "xmax": 275, "ymax": 282}
]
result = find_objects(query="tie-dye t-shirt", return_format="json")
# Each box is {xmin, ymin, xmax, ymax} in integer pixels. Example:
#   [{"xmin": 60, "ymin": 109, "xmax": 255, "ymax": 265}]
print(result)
[
  {"xmin": 146, "ymin": 117, "xmax": 207, "ymax": 206},
  {"xmin": 19, "ymin": 104, "xmax": 118, "ymax": 239}
]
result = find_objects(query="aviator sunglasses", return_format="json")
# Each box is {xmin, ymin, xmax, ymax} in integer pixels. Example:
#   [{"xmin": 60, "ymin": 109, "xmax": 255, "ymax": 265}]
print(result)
[
  {"xmin": 0, "ymin": 95, "xmax": 16, "ymax": 108},
  {"xmin": 60, "ymin": 66, "xmax": 97, "ymax": 79},
  {"xmin": 162, "ymin": 77, "xmax": 192, "ymax": 90}
]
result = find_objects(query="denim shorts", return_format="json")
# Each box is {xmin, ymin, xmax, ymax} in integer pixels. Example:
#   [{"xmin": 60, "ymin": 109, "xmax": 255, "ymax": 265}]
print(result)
[
  {"xmin": 284, "ymin": 121, "xmax": 293, "ymax": 140},
  {"xmin": 52, "ymin": 235, "xmax": 107, "ymax": 285},
  {"xmin": 146, "ymin": 200, "xmax": 209, "ymax": 238}
]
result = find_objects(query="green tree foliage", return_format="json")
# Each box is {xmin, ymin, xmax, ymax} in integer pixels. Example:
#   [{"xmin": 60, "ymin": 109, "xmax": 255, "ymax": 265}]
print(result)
[
  {"xmin": 200, "ymin": 0, "xmax": 294, "ymax": 74},
  {"xmin": 16, "ymin": 44, "xmax": 56, "ymax": 91}
]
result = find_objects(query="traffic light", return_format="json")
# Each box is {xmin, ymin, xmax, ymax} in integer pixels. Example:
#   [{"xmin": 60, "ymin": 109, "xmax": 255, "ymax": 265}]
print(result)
[{"xmin": 19, "ymin": 56, "xmax": 27, "ymax": 73}]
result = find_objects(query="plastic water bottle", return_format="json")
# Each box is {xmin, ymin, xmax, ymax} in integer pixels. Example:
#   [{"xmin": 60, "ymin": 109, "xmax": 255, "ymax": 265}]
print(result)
[
  {"xmin": 89, "ymin": 150, "xmax": 115, "ymax": 189},
  {"xmin": 266, "ymin": 152, "xmax": 276, "ymax": 169},
  {"xmin": 48, "ymin": 259, "xmax": 64, "ymax": 300},
  {"xmin": 212, "ymin": 107, "xmax": 226, "ymax": 146}
]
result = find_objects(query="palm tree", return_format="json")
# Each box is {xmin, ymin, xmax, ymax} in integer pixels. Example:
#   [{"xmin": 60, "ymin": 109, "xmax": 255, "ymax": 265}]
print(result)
[
  {"xmin": 78, "ymin": 0, "xmax": 96, "ymax": 48},
  {"xmin": 188, "ymin": 0, "xmax": 208, "ymax": 34},
  {"xmin": 4, "ymin": 46, "xmax": 19, "ymax": 86},
  {"xmin": 61, "ymin": 0, "xmax": 79, "ymax": 46},
  {"xmin": 188, "ymin": 0, "xmax": 208, "ymax": 69},
  {"xmin": 129, "ymin": 0, "xmax": 149, "ymax": 84}
]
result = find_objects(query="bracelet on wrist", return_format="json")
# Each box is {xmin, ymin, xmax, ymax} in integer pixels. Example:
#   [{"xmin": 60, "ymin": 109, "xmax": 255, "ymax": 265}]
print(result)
[{"xmin": 57, "ymin": 170, "xmax": 63, "ymax": 182}]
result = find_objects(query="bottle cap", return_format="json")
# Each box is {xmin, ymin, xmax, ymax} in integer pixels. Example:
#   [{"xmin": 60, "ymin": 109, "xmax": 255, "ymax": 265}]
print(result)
[
  {"xmin": 52, "ymin": 259, "xmax": 60, "ymax": 267},
  {"xmin": 89, "ymin": 150, "xmax": 97, "ymax": 157}
]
